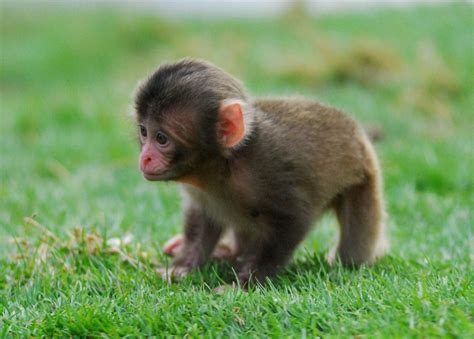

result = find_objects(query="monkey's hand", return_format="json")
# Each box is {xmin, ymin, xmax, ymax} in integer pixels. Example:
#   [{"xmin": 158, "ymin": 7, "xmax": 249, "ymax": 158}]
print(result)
[
  {"xmin": 163, "ymin": 234, "xmax": 185, "ymax": 257},
  {"xmin": 158, "ymin": 238, "xmax": 212, "ymax": 282},
  {"xmin": 156, "ymin": 265, "xmax": 191, "ymax": 283},
  {"xmin": 163, "ymin": 233, "xmax": 238, "ymax": 259}
]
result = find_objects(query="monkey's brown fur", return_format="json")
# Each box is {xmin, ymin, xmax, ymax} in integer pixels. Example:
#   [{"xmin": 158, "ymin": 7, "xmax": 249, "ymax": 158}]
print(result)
[{"xmin": 135, "ymin": 59, "xmax": 388, "ymax": 284}]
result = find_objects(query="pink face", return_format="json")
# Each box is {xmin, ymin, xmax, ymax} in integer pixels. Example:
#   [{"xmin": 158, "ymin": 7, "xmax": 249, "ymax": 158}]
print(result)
[
  {"xmin": 138, "ymin": 124, "xmax": 172, "ymax": 180},
  {"xmin": 139, "ymin": 142, "xmax": 167, "ymax": 179},
  {"xmin": 137, "ymin": 100, "xmax": 245, "ymax": 182}
]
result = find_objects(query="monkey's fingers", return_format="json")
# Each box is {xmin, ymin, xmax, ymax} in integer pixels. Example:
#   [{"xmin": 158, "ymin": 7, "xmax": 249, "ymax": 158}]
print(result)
[
  {"xmin": 164, "ymin": 233, "xmax": 238, "ymax": 259},
  {"xmin": 156, "ymin": 267, "xmax": 173, "ymax": 283},
  {"xmin": 156, "ymin": 265, "xmax": 190, "ymax": 283},
  {"xmin": 163, "ymin": 234, "xmax": 185, "ymax": 257}
]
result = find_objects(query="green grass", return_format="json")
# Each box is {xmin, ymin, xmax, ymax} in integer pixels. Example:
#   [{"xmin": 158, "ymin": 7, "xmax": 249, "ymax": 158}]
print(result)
[{"xmin": 1, "ymin": 3, "xmax": 473, "ymax": 337}]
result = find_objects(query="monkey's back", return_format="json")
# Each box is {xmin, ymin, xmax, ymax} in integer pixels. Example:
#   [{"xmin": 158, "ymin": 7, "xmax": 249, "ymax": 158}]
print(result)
[{"xmin": 253, "ymin": 97, "xmax": 376, "ymax": 206}]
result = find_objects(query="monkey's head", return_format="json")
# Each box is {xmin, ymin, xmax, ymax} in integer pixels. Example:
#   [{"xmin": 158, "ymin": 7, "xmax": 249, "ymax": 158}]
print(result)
[{"xmin": 134, "ymin": 59, "xmax": 254, "ymax": 182}]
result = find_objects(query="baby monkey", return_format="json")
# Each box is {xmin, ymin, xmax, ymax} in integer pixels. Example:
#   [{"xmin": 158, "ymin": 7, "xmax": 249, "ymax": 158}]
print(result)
[{"xmin": 134, "ymin": 59, "xmax": 387, "ymax": 285}]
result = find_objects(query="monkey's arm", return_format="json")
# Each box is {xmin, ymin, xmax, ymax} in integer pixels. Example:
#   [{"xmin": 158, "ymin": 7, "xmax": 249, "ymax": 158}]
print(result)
[{"xmin": 159, "ymin": 207, "xmax": 222, "ymax": 280}]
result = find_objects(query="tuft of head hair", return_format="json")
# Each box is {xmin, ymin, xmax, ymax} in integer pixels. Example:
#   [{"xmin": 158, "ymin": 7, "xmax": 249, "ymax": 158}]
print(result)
[{"xmin": 134, "ymin": 58, "xmax": 255, "ymax": 150}]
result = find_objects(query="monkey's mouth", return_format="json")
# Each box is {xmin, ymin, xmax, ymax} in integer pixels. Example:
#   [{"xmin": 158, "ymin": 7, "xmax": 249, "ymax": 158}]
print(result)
[{"xmin": 142, "ymin": 170, "xmax": 170, "ymax": 181}]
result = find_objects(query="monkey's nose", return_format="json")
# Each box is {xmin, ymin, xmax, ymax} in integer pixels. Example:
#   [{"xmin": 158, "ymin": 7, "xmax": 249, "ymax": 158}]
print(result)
[
  {"xmin": 140, "ymin": 156, "xmax": 153, "ymax": 171},
  {"xmin": 143, "ymin": 157, "xmax": 152, "ymax": 166}
]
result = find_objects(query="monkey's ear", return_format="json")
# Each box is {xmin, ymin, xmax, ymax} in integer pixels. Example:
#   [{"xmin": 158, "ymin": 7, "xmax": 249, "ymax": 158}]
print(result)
[{"xmin": 217, "ymin": 100, "xmax": 246, "ymax": 148}]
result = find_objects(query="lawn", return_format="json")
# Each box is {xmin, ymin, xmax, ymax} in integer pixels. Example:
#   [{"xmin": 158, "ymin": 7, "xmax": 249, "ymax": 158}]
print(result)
[{"xmin": 1, "ymin": 3, "xmax": 473, "ymax": 336}]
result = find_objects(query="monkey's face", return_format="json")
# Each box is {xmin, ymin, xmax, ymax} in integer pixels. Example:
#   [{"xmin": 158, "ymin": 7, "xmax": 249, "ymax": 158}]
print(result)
[
  {"xmin": 137, "ymin": 114, "xmax": 206, "ymax": 182},
  {"xmin": 138, "ymin": 119, "xmax": 173, "ymax": 181}
]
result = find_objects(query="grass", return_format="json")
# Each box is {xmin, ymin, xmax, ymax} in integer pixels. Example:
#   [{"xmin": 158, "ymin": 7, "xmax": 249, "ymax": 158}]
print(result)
[{"xmin": 1, "ymin": 3, "xmax": 473, "ymax": 337}]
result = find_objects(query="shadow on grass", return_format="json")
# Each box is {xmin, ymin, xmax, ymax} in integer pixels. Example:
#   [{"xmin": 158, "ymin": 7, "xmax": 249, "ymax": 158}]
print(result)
[{"xmin": 182, "ymin": 252, "xmax": 403, "ymax": 291}]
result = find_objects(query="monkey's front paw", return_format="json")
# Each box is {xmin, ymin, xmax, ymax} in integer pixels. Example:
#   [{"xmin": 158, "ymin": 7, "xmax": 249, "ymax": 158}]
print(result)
[
  {"xmin": 164, "ymin": 233, "xmax": 238, "ymax": 259},
  {"xmin": 156, "ymin": 265, "xmax": 191, "ymax": 283},
  {"xmin": 163, "ymin": 234, "xmax": 185, "ymax": 257}
]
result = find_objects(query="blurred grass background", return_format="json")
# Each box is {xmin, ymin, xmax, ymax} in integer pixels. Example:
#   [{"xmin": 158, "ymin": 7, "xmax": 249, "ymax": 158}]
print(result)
[{"xmin": 0, "ymin": 2, "xmax": 473, "ymax": 336}]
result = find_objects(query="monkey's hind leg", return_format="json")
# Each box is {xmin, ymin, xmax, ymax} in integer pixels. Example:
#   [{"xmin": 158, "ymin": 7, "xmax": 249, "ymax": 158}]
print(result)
[{"xmin": 330, "ymin": 173, "xmax": 388, "ymax": 266}]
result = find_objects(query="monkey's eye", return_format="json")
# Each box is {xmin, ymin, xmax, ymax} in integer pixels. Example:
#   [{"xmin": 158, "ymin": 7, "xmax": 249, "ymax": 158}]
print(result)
[
  {"xmin": 156, "ymin": 131, "xmax": 169, "ymax": 145},
  {"xmin": 139, "ymin": 125, "xmax": 147, "ymax": 137}
]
